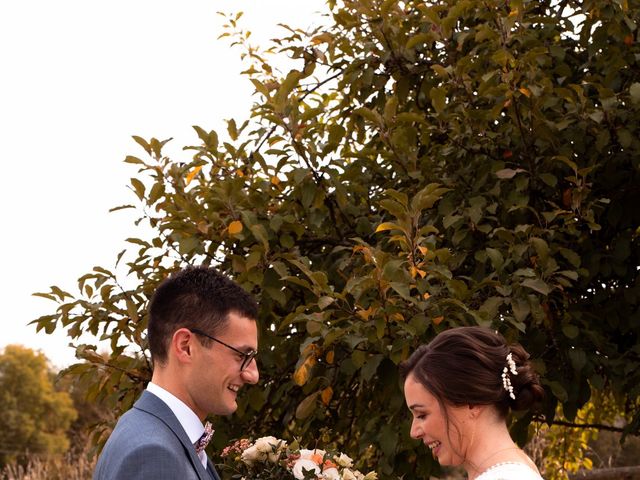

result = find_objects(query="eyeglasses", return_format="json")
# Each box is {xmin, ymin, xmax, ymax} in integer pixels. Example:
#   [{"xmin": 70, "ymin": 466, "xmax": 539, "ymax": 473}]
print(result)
[{"xmin": 190, "ymin": 328, "xmax": 258, "ymax": 371}]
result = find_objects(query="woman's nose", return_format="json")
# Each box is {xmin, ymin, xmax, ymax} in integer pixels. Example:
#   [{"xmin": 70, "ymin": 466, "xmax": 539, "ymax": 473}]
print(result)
[{"xmin": 410, "ymin": 419, "xmax": 423, "ymax": 439}]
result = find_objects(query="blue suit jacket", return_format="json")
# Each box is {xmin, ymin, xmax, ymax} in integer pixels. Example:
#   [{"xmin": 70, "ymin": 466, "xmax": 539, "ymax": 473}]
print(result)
[{"xmin": 93, "ymin": 391, "xmax": 221, "ymax": 480}]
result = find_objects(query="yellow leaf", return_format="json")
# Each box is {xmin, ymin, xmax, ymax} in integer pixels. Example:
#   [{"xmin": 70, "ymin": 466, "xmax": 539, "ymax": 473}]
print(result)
[
  {"xmin": 228, "ymin": 220, "xmax": 243, "ymax": 235},
  {"xmin": 390, "ymin": 312, "xmax": 404, "ymax": 322},
  {"xmin": 433, "ymin": 315, "xmax": 444, "ymax": 325},
  {"xmin": 321, "ymin": 386, "xmax": 333, "ymax": 406},
  {"xmin": 416, "ymin": 268, "xmax": 427, "ymax": 278},
  {"xmin": 237, "ymin": 169, "xmax": 245, "ymax": 177},
  {"xmin": 270, "ymin": 176, "xmax": 280, "ymax": 185},
  {"xmin": 375, "ymin": 222, "xmax": 400, "ymax": 233},
  {"xmin": 509, "ymin": 8, "xmax": 519, "ymax": 16},
  {"xmin": 185, "ymin": 165, "xmax": 202, "ymax": 185},
  {"xmin": 293, "ymin": 355, "xmax": 316, "ymax": 386},
  {"xmin": 423, "ymin": 292, "xmax": 431, "ymax": 300},
  {"xmin": 326, "ymin": 350, "xmax": 335, "ymax": 364}
]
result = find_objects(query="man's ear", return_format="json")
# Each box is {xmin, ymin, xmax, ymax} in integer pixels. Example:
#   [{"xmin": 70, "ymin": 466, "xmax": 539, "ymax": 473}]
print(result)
[{"xmin": 171, "ymin": 328, "xmax": 195, "ymax": 364}]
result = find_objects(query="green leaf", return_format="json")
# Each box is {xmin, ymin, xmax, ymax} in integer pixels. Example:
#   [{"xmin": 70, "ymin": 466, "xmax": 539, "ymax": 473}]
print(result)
[
  {"xmin": 295, "ymin": 391, "xmax": 319, "ymax": 420},
  {"xmin": 361, "ymin": 354, "xmax": 384, "ymax": 381},
  {"xmin": 249, "ymin": 224, "xmax": 270, "ymax": 251},
  {"xmin": 383, "ymin": 95, "xmax": 398, "ymax": 123},
  {"xmin": 124, "ymin": 155, "xmax": 144, "ymax": 165},
  {"xmin": 522, "ymin": 278, "xmax": 551, "ymax": 295},
  {"xmin": 563, "ymin": 324, "xmax": 580, "ymax": 339},
  {"xmin": 131, "ymin": 135, "xmax": 151, "ymax": 155},
  {"xmin": 430, "ymin": 86, "xmax": 446, "ymax": 114},
  {"xmin": 630, "ymin": 82, "xmax": 640, "ymax": 104},
  {"xmin": 226, "ymin": 119, "xmax": 238, "ymax": 140},
  {"xmin": 130, "ymin": 178, "xmax": 145, "ymax": 200},
  {"xmin": 406, "ymin": 32, "xmax": 434, "ymax": 49},
  {"xmin": 274, "ymin": 69, "xmax": 302, "ymax": 112},
  {"xmin": 496, "ymin": 168, "xmax": 526, "ymax": 179},
  {"xmin": 317, "ymin": 296, "xmax": 335, "ymax": 310}
]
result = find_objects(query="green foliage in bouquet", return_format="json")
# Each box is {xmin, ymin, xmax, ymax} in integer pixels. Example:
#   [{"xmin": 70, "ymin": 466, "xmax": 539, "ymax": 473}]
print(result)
[
  {"xmin": 218, "ymin": 436, "xmax": 377, "ymax": 480},
  {"xmin": 33, "ymin": 0, "xmax": 640, "ymax": 477}
]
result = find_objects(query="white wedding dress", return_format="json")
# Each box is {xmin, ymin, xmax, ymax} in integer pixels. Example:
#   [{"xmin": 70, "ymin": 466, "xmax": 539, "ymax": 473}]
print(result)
[{"xmin": 475, "ymin": 462, "xmax": 544, "ymax": 480}]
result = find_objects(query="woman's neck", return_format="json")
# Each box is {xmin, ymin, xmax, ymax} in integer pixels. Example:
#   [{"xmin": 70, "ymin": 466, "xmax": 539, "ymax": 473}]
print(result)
[{"xmin": 463, "ymin": 418, "xmax": 521, "ymax": 479}]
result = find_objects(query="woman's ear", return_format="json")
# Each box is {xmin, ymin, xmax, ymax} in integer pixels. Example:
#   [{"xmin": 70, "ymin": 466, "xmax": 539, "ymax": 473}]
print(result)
[{"xmin": 468, "ymin": 404, "xmax": 485, "ymax": 419}]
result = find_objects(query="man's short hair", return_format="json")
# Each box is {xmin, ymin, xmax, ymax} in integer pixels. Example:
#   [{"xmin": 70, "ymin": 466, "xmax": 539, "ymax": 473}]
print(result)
[{"xmin": 147, "ymin": 266, "xmax": 258, "ymax": 365}]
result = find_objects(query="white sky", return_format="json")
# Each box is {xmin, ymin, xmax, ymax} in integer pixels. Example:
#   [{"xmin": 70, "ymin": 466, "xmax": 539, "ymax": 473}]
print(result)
[{"xmin": 0, "ymin": 0, "xmax": 327, "ymax": 369}]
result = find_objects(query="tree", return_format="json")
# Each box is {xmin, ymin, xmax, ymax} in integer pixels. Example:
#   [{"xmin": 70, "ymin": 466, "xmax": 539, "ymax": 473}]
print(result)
[
  {"xmin": 33, "ymin": 0, "xmax": 639, "ymax": 477},
  {"xmin": 0, "ymin": 345, "xmax": 77, "ymax": 468}
]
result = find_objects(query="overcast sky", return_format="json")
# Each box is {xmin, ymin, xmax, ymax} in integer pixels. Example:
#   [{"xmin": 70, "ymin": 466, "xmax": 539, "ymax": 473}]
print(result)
[{"xmin": 0, "ymin": 0, "xmax": 327, "ymax": 369}]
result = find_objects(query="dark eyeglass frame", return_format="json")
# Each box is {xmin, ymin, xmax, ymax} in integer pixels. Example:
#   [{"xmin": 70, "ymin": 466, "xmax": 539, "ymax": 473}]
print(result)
[{"xmin": 190, "ymin": 328, "xmax": 257, "ymax": 371}]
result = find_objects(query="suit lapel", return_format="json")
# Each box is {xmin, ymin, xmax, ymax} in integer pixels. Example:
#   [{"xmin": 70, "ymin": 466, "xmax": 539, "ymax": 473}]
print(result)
[
  {"xmin": 134, "ymin": 391, "xmax": 210, "ymax": 480},
  {"xmin": 207, "ymin": 458, "xmax": 221, "ymax": 480}
]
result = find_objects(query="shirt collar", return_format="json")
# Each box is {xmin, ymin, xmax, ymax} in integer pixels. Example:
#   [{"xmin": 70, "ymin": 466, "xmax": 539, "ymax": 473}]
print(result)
[{"xmin": 146, "ymin": 382, "xmax": 206, "ymax": 444}]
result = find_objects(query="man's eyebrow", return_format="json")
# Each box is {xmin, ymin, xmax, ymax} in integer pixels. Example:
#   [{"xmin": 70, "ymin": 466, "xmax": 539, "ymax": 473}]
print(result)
[{"xmin": 237, "ymin": 344, "xmax": 258, "ymax": 352}]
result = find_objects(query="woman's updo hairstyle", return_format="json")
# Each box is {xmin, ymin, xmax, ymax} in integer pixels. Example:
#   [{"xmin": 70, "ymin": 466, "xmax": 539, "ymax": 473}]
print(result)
[{"xmin": 399, "ymin": 326, "xmax": 544, "ymax": 417}]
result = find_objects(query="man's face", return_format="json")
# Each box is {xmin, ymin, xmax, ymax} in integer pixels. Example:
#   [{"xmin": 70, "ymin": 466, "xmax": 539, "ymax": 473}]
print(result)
[{"xmin": 187, "ymin": 312, "xmax": 259, "ymax": 419}]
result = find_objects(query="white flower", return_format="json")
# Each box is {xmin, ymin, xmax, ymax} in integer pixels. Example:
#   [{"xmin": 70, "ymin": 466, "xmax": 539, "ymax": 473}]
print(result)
[
  {"xmin": 254, "ymin": 436, "xmax": 282, "ymax": 452},
  {"xmin": 299, "ymin": 448, "xmax": 327, "ymax": 460},
  {"xmin": 333, "ymin": 453, "xmax": 353, "ymax": 468},
  {"xmin": 341, "ymin": 468, "xmax": 359, "ymax": 480},
  {"xmin": 321, "ymin": 467, "xmax": 341, "ymax": 480},
  {"xmin": 254, "ymin": 436, "xmax": 286, "ymax": 463},
  {"xmin": 292, "ymin": 458, "xmax": 321, "ymax": 479},
  {"xmin": 240, "ymin": 445, "xmax": 264, "ymax": 465}
]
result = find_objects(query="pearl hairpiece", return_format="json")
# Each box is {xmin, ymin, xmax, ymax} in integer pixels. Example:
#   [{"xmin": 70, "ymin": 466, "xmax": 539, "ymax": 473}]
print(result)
[{"xmin": 501, "ymin": 353, "xmax": 518, "ymax": 400}]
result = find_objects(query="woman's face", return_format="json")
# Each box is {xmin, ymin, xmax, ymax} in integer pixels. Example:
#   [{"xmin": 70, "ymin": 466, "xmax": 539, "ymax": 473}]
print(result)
[{"xmin": 404, "ymin": 373, "xmax": 472, "ymax": 466}]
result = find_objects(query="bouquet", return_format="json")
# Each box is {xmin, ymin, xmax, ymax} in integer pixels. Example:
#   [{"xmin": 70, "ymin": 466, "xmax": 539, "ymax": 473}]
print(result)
[{"xmin": 219, "ymin": 436, "xmax": 378, "ymax": 480}]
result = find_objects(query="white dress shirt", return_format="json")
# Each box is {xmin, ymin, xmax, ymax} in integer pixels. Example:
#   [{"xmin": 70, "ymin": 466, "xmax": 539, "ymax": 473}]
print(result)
[{"xmin": 146, "ymin": 382, "xmax": 210, "ymax": 469}]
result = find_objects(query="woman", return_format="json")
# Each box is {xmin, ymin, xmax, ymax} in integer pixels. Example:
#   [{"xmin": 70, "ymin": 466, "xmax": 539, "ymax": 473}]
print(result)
[{"xmin": 400, "ymin": 326, "xmax": 545, "ymax": 480}]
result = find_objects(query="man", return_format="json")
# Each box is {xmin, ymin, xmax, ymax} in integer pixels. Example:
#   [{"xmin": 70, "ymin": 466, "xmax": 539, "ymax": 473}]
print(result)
[{"xmin": 94, "ymin": 266, "xmax": 260, "ymax": 480}]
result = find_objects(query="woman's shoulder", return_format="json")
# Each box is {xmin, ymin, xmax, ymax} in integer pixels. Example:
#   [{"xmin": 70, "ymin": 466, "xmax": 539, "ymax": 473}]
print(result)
[{"xmin": 476, "ymin": 462, "xmax": 544, "ymax": 480}]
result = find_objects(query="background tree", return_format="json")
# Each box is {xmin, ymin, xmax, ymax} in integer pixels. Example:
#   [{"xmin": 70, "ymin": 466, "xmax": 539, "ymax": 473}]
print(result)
[
  {"xmin": 0, "ymin": 345, "xmax": 77, "ymax": 468},
  {"xmin": 34, "ymin": 0, "xmax": 639, "ymax": 477}
]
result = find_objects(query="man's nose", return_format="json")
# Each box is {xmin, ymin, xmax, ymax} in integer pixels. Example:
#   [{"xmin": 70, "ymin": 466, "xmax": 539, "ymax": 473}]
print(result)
[{"xmin": 241, "ymin": 358, "xmax": 259, "ymax": 384}]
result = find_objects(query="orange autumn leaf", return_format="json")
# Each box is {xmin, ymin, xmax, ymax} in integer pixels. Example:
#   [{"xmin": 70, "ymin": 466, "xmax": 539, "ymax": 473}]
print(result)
[
  {"xmin": 185, "ymin": 165, "xmax": 202, "ymax": 185},
  {"xmin": 325, "ymin": 350, "xmax": 335, "ymax": 364},
  {"xmin": 519, "ymin": 87, "xmax": 531, "ymax": 97},
  {"xmin": 356, "ymin": 306, "xmax": 376, "ymax": 321},
  {"xmin": 293, "ymin": 355, "xmax": 316, "ymax": 386},
  {"xmin": 433, "ymin": 315, "xmax": 444, "ymax": 325},
  {"xmin": 321, "ymin": 386, "xmax": 333, "ymax": 406},
  {"xmin": 228, "ymin": 220, "xmax": 243, "ymax": 235}
]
